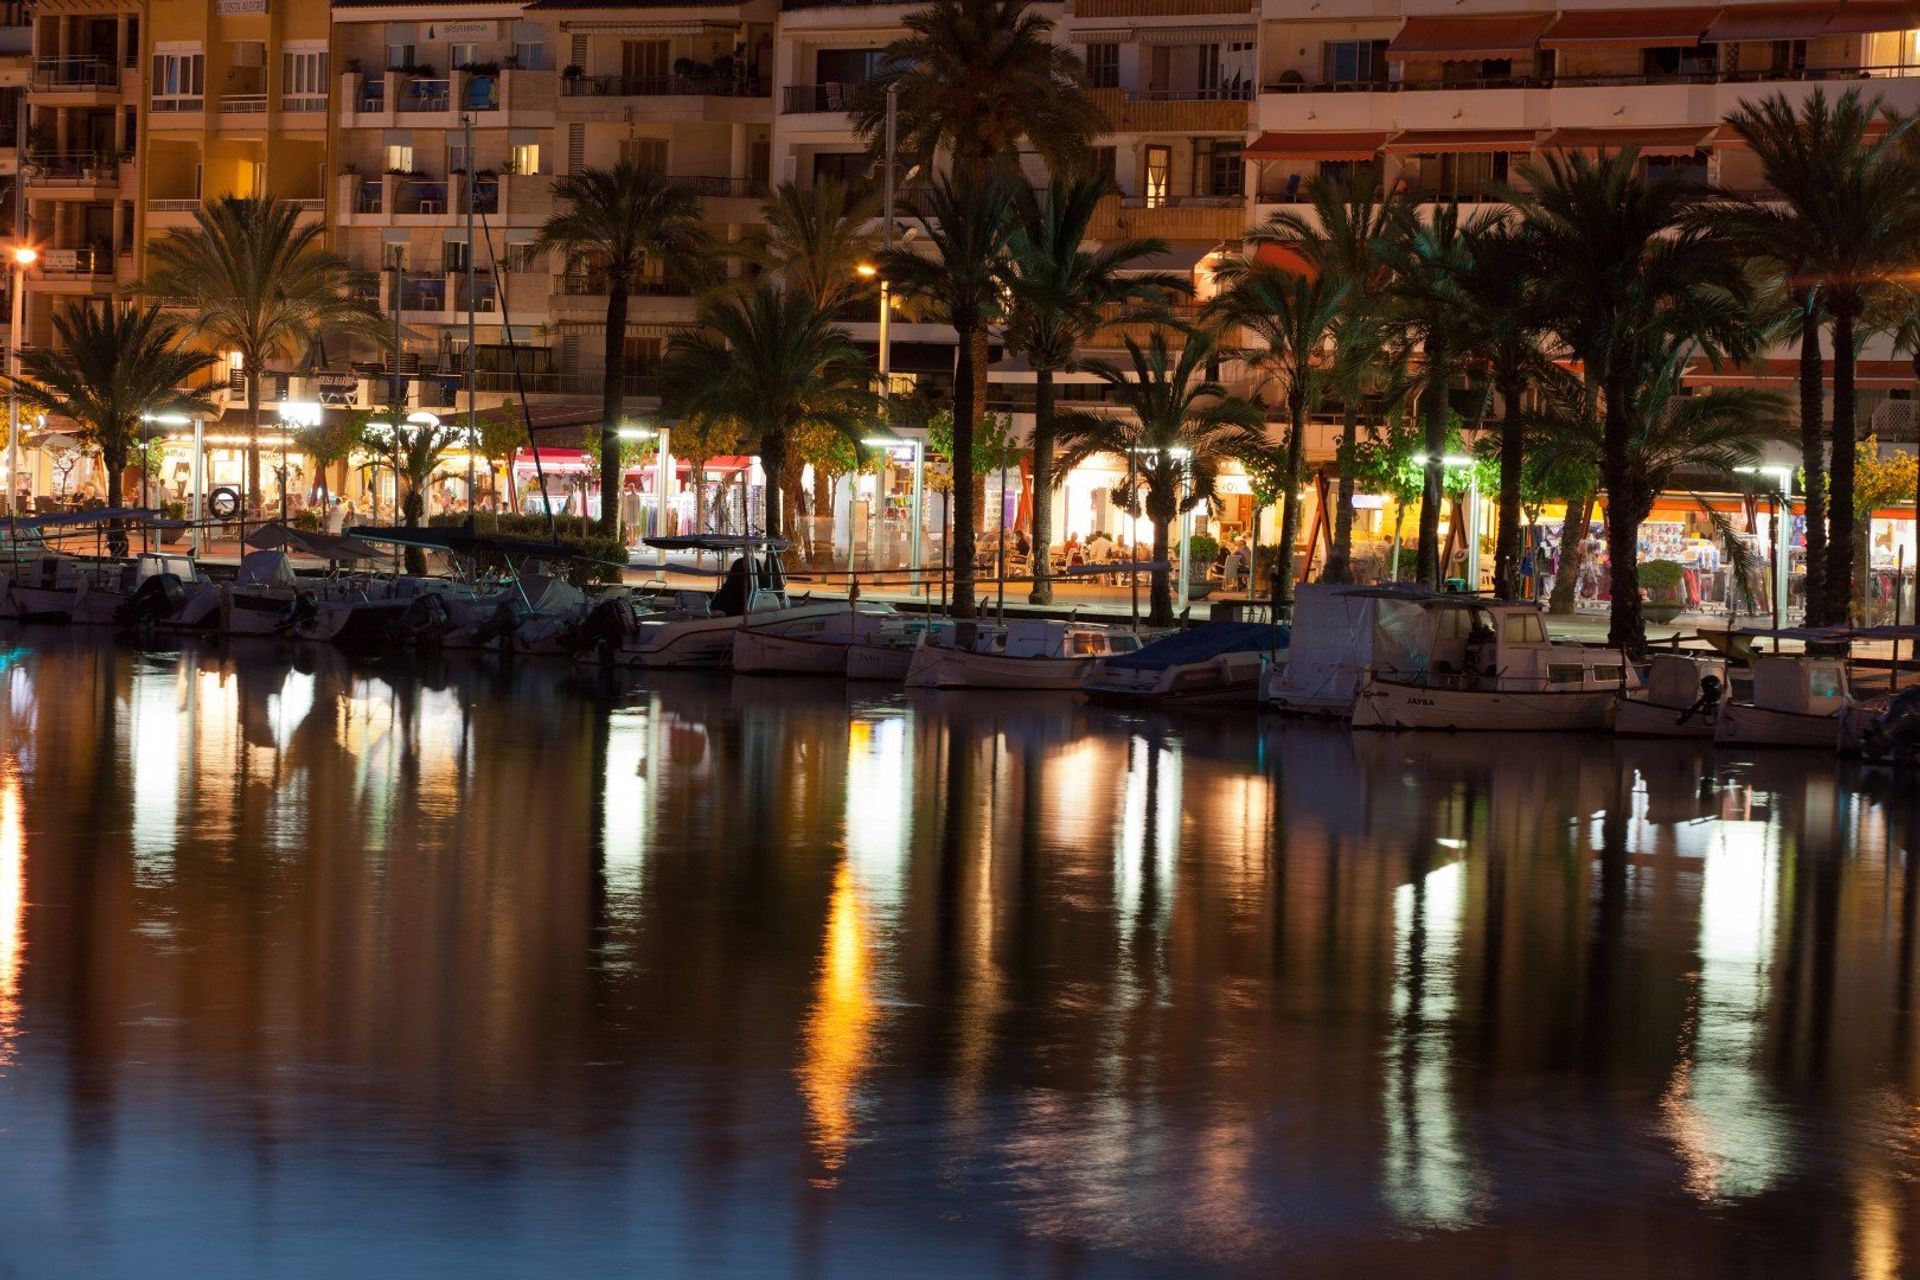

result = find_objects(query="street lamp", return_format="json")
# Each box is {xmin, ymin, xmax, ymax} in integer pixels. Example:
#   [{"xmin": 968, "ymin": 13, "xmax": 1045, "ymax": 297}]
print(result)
[
  {"xmin": 620, "ymin": 423, "xmax": 672, "ymax": 570},
  {"xmin": 1411, "ymin": 453, "xmax": 1481, "ymax": 591},
  {"xmin": 276, "ymin": 400, "xmax": 324, "ymax": 521},
  {"xmin": 6, "ymin": 243, "xmax": 33, "ymax": 519},
  {"xmin": 863, "ymin": 433, "xmax": 923, "ymax": 594},
  {"xmin": 1738, "ymin": 463, "xmax": 1795, "ymax": 631}
]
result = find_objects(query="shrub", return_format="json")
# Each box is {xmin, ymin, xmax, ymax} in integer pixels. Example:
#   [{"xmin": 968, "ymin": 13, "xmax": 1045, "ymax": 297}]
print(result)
[
  {"xmin": 1187, "ymin": 532, "xmax": 1220, "ymax": 566},
  {"xmin": 428, "ymin": 513, "xmax": 627, "ymax": 585},
  {"xmin": 1639, "ymin": 558, "xmax": 1686, "ymax": 603}
]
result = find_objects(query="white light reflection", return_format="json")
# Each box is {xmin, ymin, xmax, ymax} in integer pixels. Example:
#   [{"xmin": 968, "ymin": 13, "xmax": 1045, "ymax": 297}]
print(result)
[
  {"xmin": 1383, "ymin": 858, "xmax": 1484, "ymax": 1231},
  {"xmin": 844, "ymin": 714, "xmax": 910, "ymax": 919},
  {"xmin": 1115, "ymin": 735, "xmax": 1180, "ymax": 940},
  {"xmin": 128, "ymin": 664, "xmax": 181, "ymax": 874},
  {"xmin": 602, "ymin": 702, "xmax": 654, "ymax": 900},
  {"xmin": 0, "ymin": 767, "xmax": 21, "ymax": 1069},
  {"xmin": 1659, "ymin": 817, "xmax": 1787, "ymax": 1203}
]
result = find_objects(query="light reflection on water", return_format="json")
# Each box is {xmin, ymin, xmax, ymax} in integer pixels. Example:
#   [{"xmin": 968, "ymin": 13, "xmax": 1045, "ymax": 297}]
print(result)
[{"xmin": 0, "ymin": 632, "xmax": 1917, "ymax": 1277}]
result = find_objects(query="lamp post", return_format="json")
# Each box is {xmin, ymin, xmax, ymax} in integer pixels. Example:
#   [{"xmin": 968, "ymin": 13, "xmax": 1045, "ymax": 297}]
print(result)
[
  {"xmin": 861, "ymin": 434, "xmax": 922, "ymax": 596},
  {"xmin": 140, "ymin": 412, "xmax": 192, "ymax": 554},
  {"xmin": 1739, "ymin": 464, "xmax": 1794, "ymax": 630},
  {"xmin": 1413, "ymin": 452, "xmax": 1479, "ymax": 590},
  {"xmin": 276, "ymin": 401, "xmax": 324, "ymax": 522},
  {"xmin": 619, "ymin": 424, "xmax": 668, "ymax": 572},
  {"xmin": 7, "ymin": 243, "xmax": 34, "ymax": 519}
]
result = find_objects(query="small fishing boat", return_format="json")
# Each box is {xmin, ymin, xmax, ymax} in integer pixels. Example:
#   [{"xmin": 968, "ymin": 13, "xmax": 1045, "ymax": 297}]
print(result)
[
  {"xmin": 1715, "ymin": 652, "xmax": 1851, "ymax": 749},
  {"xmin": 904, "ymin": 618, "xmax": 1143, "ymax": 691},
  {"xmin": 732, "ymin": 605, "xmax": 897, "ymax": 676},
  {"xmin": 1083, "ymin": 620, "xmax": 1289, "ymax": 706},
  {"xmin": 1614, "ymin": 653, "xmax": 1728, "ymax": 738},
  {"xmin": 587, "ymin": 538, "xmax": 843, "ymax": 670},
  {"xmin": 845, "ymin": 617, "xmax": 942, "ymax": 681}
]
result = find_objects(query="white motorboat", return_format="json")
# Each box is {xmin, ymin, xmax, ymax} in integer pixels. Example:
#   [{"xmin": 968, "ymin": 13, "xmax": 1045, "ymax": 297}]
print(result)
[
  {"xmin": 1258, "ymin": 583, "xmax": 1406, "ymax": 716},
  {"xmin": 1348, "ymin": 597, "xmax": 1638, "ymax": 731},
  {"xmin": 293, "ymin": 575, "xmax": 452, "ymax": 647},
  {"xmin": 469, "ymin": 574, "xmax": 589, "ymax": 656},
  {"xmin": 218, "ymin": 525, "xmax": 386, "ymax": 637},
  {"xmin": 732, "ymin": 606, "xmax": 898, "ymax": 676},
  {"xmin": 846, "ymin": 617, "xmax": 942, "ymax": 681},
  {"xmin": 1614, "ymin": 653, "xmax": 1727, "ymax": 738},
  {"xmin": 905, "ymin": 619, "xmax": 1143, "ymax": 691},
  {"xmin": 1715, "ymin": 653, "xmax": 1850, "ymax": 749},
  {"xmin": 1084, "ymin": 620, "xmax": 1289, "ymax": 706}
]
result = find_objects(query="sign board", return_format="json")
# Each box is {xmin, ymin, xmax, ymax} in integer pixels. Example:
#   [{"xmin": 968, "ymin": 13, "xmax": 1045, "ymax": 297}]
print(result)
[
  {"xmin": 427, "ymin": 21, "xmax": 497, "ymax": 41},
  {"xmin": 216, "ymin": 0, "xmax": 268, "ymax": 14},
  {"xmin": 314, "ymin": 372, "xmax": 360, "ymax": 406},
  {"xmin": 40, "ymin": 249, "xmax": 77, "ymax": 272}
]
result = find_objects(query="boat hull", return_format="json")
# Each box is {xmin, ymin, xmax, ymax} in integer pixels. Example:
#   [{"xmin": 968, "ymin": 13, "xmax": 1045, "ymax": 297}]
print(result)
[
  {"xmin": 1083, "ymin": 654, "xmax": 1266, "ymax": 707},
  {"xmin": 3, "ymin": 584, "xmax": 85, "ymax": 623},
  {"xmin": 1614, "ymin": 697, "xmax": 1717, "ymax": 739},
  {"xmin": 1352, "ymin": 679, "xmax": 1617, "ymax": 731},
  {"xmin": 1714, "ymin": 702, "xmax": 1844, "ymax": 750},
  {"xmin": 905, "ymin": 646, "xmax": 1097, "ymax": 691},
  {"xmin": 845, "ymin": 643, "xmax": 913, "ymax": 681},
  {"xmin": 732, "ymin": 628, "xmax": 849, "ymax": 676}
]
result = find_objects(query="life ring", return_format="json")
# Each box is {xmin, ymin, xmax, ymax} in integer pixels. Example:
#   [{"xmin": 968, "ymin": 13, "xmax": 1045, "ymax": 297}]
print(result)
[{"xmin": 208, "ymin": 486, "xmax": 243, "ymax": 520}]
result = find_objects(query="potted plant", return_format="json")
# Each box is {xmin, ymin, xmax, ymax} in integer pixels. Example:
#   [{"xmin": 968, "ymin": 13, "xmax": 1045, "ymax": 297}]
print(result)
[
  {"xmin": 344, "ymin": 57, "xmax": 362, "ymax": 74},
  {"xmin": 1186, "ymin": 532, "xmax": 1220, "ymax": 599},
  {"xmin": 562, "ymin": 64, "xmax": 584, "ymax": 81},
  {"xmin": 1640, "ymin": 558, "xmax": 1690, "ymax": 624},
  {"xmin": 159, "ymin": 499, "xmax": 188, "ymax": 545}
]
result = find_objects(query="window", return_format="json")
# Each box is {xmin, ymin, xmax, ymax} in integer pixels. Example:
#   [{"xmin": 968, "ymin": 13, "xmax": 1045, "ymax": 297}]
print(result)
[
  {"xmin": 153, "ymin": 52, "xmax": 205, "ymax": 108},
  {"xmin": 623, "ymin": 335, "xmax": 663, "ymax": 368},
  {"xmin": 1500, "ymin": 613, "xmax": 1545, "ymax": 644},
  {"xmin": 385, "ymin": 143, "xmax": 414, "ymax": 172},
  {"xmin": 814, "ymin": 48, "xmax": 882, "ymax": 85},
  {"xmin": 811, "ymin": 151, "xmax": 867, "ymax": 187},
  {"xmin": 283, "ymin": 50, "xmax": 328, "ymax": 105},
  {"xmin": 1193, "ymin": 138, "xmax": 1242, "ymax": 197},
  {"xmin": 514, "ymin": 40, "xmax": 546, "ymax": 71},
  {"xmin": 621, "ymin": 136, "xmax": 667, "ymax": 171},
  {"xmin": 1809, "ymin": 665, "xmax": 1844, "ymax": 699},
  {"xmin": 1769, "ymin": 39, "xmax": 1807, "ymax": 73},
  {"xmin": 1200, "ymin": 41, "xmax": 1254, "ymax": 97},
  {"xmin": 1547, "ymin": 664, "xmax": 1586, "ymax": 685},
  {"xmin": 510, "ymin": 142, "xmax": 540, "ymax": 176},
  {"xmin": 1318, "ymin": 158, "xmax": 1377, "ymax": 188},
  {"xmin": 1322, "ymin": 39, "xmax": 1388, "ymax": 85},
  {"xmin": 387, "ymin": 43, "xmax": 416, "ymax": 71},
  {"xmin": 447, "ymin": 141, "xmax": 472, "ymax": 172},
  {"xmin": 1084, "ymin": 43, "xmax": 1119, "ymax": 89},
  {"xmin": 622, "ymin": 39, "xmax": 669, "ymax": 83},
  {"xmin": 1092, "ymin": 145, "xmax": 1116, "ymax": 185},
  {"xmin": 1442, "ymin": 57, "xmax": 1511, "ymax": 84},
  {"xmin": 505, "ymin": 242, "xmax": 542, "ymax": 274},
  {"xmin": 444, "ymin": 240, "xmax": 468, "ymax": 274},
  {"xmin": 1592, "ymin": 665, "xmax": 1624, "ymax": 684},
  {"xmin": 451, "ymin": 43, "xmax": 478, "ymax": 70},
  {"xmin": 1144, "ymin": 144, "xmax": 1170, "ymax": 208}
]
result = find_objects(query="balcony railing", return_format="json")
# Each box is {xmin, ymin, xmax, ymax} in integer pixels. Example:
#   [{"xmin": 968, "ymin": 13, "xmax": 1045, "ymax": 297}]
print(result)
[
  {"xmin": 282, "ymin": 94, "xmax": 328, "ymax": 113},
  {"xmin": 1120, "ymin": 193, "xmax": 1243, "ymax": 209},
  {"xmin": 358, "ymin": 81, "xmax": 387, "ymax": 111},
  {"xmin": 355, "ymin": 179, "xmax": 384, "ymax": 214},
  {"xmin": 1128, "ymin": 84, "xmax": 1253, "ymax": 102},
  {"xmin": 562, "ymin": 273, "xmax": 696, "ymax": 298},
  {"xmin": 149, "ymin": 94, "xmax": 205, "ymax": 113},
  {"xmin": 1260, "ymin": 61, "xmax": 1920, "ymax": 96},
  {"xmin": 393, "ymin": 177, "xmax": 451, "ymax": 216},
  {"xmin": 38, "ymin": 244, "xmax": 113, "ymax": 275},
  {"xmin": 29, "ymin": 152, "xmax": 120, "ymax": 185},
  {"xmin": 218, "ymin": 92, "xmax": 268, "ymax": 114},
  {"xmin": 563, "ymin": 73, "xmax": 770, "ymax": 98},
  {"xmin": 782, "ymin": 83, "xmax": 860, "ymax": 113},
  {"xmin": 674, "ymin": 174, "xmax": 763, "ymax": 198},
  {"xmin": 31, "ymin": 56, "xmax": 115, "ymax": 89},
  {"xmin": 397, "ymin": 78, "xmax": 450, "ymax": 112}
]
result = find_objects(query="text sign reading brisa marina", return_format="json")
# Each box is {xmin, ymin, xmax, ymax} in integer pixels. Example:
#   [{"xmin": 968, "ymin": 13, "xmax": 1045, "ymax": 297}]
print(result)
[
  {"xmin": 215, "ymin": 0, "xmax": 267, "ymax": 14},
  {"xmin": 428, "ymin": 21, "xmax": 498, "ymax": 40}
]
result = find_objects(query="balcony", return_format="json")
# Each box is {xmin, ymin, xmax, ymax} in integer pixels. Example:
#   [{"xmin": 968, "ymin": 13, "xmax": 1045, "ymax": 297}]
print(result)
[
  {"xmin": 36, "ymin": 244, "xmax": 113, "ymax": 277},
  {"xmin": 1090, "ymin": 194, "xmax": 1247, "ymax": 240},
  {"xmin": 561, "ymin": 273, "xmax": 698, "ymax": 299},
  {"xmin": 282, "ymin": 93, "xmax": 328, "ymax": 115},
  {"xmin": 782, "ymin": 83, "xmax": 856, "ymax": 114},
  {"xmin": 29, "ymin": 56, "xmax": 122, "ymax": 99},
  {"xmin": 393, "ymin": 272, "xmax": 446, "ymax": 315},
  {"xmin": 562, "ymin": 73, "xmax": 769, "ymax": 99},
  {"xmin": 28, "ymin": 152, "xmax": 121, "ymax": 194},
  {"xmin": 397, "ymin": 77, "xmax": 451, "ymax": 113},
  {"xmin": 217, "ymin": 92, "xmax": 269, "ymax": 129},
  {"xmin": 357, "ymin": 78, "xmax": 387, "ymax": 112},
  {"xmin": 1089, "ymin": 86, "xmax": 1249, "ymax": 133},
  {"xmin": 392, "ymin": 176, "xmax": 452, "ymax": 217},
  {"xmin": 148, "ymin": 94, "xmax": 206, "ymax": 125},
  {"xmin": 354, "ymin": 178, "xmax": 384, "ymax": 215},
  {"xmin": 1259, "ymin": 61, "xmax": 1920, "ymax": 97}
]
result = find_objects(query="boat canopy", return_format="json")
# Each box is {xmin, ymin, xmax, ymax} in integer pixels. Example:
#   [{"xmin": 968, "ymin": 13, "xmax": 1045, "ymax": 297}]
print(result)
[
  {"xmin": 351, "ymin": 525, "xmax": 589, "ymax": 562},
  {"xmin": 1751, "ymin": 654, "xmax": 1849, "ymax": 714},
  {"xmin": 1644, "ymin": 653, "xmax": 1726, "ymax": 709},
  {"xmin": 236, "ymin": 549, "xmax": 298, "ymax": 588},
  {"xmin": 13, "ymin": 507, "xmax": 157, "ymax": 529},
  {"xmin": 1103, "ymin": 620, "xmax": 1289, "ymax": 671},
  {"xmin": 245, "ymin": 522, "xmax": 381, "ymax": 561},
  {"xmin": 644, "ymin": 535, "xmax": 793, "ymax": 552}
]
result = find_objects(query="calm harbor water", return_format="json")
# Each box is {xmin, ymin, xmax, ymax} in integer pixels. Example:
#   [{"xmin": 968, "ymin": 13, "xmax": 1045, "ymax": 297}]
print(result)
[{"xmin": 0, "ymin": 630, "xmax": 1916, "ymax": 1278}]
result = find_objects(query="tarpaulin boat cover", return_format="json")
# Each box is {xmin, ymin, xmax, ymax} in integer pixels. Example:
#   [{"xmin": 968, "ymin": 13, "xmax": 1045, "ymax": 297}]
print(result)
[
  {"xmin": 1104, "ymin": 620, "xmax": 1290, "ymax": 671},
  {"xmin": 1269, "ymin": 583, "xmax": 1440, "ymax": 707}
]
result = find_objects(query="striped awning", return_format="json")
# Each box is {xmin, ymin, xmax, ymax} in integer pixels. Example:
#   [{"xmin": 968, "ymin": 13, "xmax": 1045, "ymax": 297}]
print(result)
[
  {"xmin": 1383, "ymin": 128, "xmax": 1538, "ymax": 154},
  {"xmin": 1702, "ymin": 2, "xmax": 1836, "ymax": 41},
  {"xmin": 1540, "ymin": 6, "xmax": 1722, "ymax": 48},
  {"xmin": 1067, "ymin": 27, "xmax": 1133, "ymax": 42},
  {"xmin": 1541, "ymin": 125, "xmax": 1715, "ymax": 155},
  {"xmin": 1823, "ymin": 0, "xmax": 1920, "ymax": 34},
  {"xmin": 1245, "ymin": 130, "xmax": 1391, "ymax": 160},
  {"xmin": 1135, "ymin": 24, "xmax": 1256, "ymax": 45},
  {"xmin": 1387, "ymin": 13, "xmax": 1556, "ymax": 60}
]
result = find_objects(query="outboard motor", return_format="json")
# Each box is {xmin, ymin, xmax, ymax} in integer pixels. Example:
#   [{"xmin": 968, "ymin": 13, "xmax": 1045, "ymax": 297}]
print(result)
[
  {"xmin": 397, "ymin": 593, "xmax": 451, "ymax": 649},
  {"xmin": 568, "ymin": 597, "xmax": 633, "ymax": 663},
  {"xmin": 285, "ymin": 589, "xmax": 320, "ymax": 631},
  {"xmin": 475, "ymin": 598, "xmax": 531, "ymax": 650},
  {"xmin": 116, "ymin": 573, "xmax": 186, "ymax": 640},
  {"xmin": 1677, "ymin": 673, "xmax": 1725, "ymax": 726},
  {"xmin": 1861, "ymin": 687, "xmax": 1920, "ymax": 763}
]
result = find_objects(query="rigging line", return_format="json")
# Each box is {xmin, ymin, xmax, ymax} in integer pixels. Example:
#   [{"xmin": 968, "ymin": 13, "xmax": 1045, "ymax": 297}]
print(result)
[{"xmin": 474, "ymin": 199, "xmax": 557, "ymax": 542}]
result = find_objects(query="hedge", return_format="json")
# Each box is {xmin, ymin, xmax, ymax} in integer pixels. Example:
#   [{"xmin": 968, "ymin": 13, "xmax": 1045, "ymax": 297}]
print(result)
[{"xmin": 425, "ymin": 513, "xmax": 628, "ymax": 585}]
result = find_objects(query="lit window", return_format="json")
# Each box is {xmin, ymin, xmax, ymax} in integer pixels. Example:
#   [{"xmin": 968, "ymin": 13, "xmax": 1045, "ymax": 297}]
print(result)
[{"xmin": 511, "ymin": 142, "xmax": 540, "ymax": 176}]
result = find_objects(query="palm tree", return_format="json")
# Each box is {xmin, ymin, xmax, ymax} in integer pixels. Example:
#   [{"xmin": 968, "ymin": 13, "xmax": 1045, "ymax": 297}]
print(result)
[
  {"xmin": 1376, "ymin": 200, "xmax": 1491, "ymax": 587},
  {"xmin": 850, "ymin": 0, "xmax": 1107, "ymax": 181},
  {"xmin": 5, "ymin": 306, "xmax": 216, "ymax": 552},
  {"xmin": 1204, "ymin": 263, "xmax": 1349, "ymax": 608},
  {"xmin": 1517, "ymin": 147, "xmax": 1758, "ymax": 652},
  {"xmin": 1718, "ymin": 89, "xmax": 1920, "ymax": 623},
  {"xmin": 1461, "ymin": 218, "xmax": 1566, "ymax": 600},
  {"xmin": 1249, "ymin": 171, "xmax": 1406, "ymax": 584},
  {"xmin": 140, "ymin": 194, "xmax": 382, "ymax": 512},
  {"xmin": 883, "ymin": 171, "xmax": 1018, "ymax": 617},
  {"xmin": 1055, "ymin": 329, "xmax": 1263, "ymax": 625},
  {"xmin": 534, "ymin": 163, "xmax": 716, "ymax": 536},
  {"xmin": 660, "ymin": 282, "xmax": 876, "ymax": 540},
  {"xmin": 1003, "ymin": 175, "xmax": 1186, "ymax": 604},
  {"xmin": 746, "ymin": 177, "xmax": 881, "ymax": 312}
]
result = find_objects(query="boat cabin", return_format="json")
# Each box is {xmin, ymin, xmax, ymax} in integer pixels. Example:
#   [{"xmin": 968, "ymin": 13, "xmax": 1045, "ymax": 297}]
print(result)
[
  {"xmin": 116, "ymin": 552, "xmax": 197, "ymax": 591},
  {"xmin": 941, "ymin": 619, "xmax": 1142, "ymax": 660},
  {"xmin": 1642, "ymin": 654, "xmax": 1728, "ymax": 710},
  {"xmin": 1750, "ymin": 654, "xmax": 1849, "ymax": 716}
]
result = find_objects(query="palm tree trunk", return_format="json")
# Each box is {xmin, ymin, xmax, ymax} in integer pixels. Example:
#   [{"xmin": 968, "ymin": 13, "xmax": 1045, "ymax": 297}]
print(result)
[
  {"xmin": 599, "ymin": 277, "xmax": 630, "ymax": 539},
  {"xmin": 103, "ymin": 442, "xmax": 127, "ymax": 556},
  {"xmin": 950, "ymin": 321, "xmax": 978, "ymax": 618},
  {"xmin": 1548, "ymin": 491, "xmax": 1593, "ymax": 615},
  {"xmin": 1149, "ymin": 512, "xmax": 1172, "ymax": 626},
  {"xmin": 1494, "ymin": 376, "xmax": 1525, "ymax": 599},
  {"xmin": 1827, "ymin": 304, "xmax": 1858, "ymax": 624},
  {"xmin": 1798, "ymin": 304, "xmax": 1828, "ymax": 625},
  {"xmin": 246, "ymin": 367, "xmax": 262, "ymax": 513},
  {"xmin": 1414, "ymin": 369, "xmax": 1447, "ymax": 588},
  {"xmin": 760, "ymin": 426, "xmax": 783, "ymax": 537},
  {"xmin": 1324, "ymin": 400, "xmax": 1358, "ymax": 584},
  {"xmin": 1027, "ymin": 365, "xmax": 1056, "ymax": 604},
  {"xmin": 1602, "ymin": 374, "xmax": 1645, "ymax": 654},
  {"xmin": 691, "ymin": 456, "xmax": 708, "ymax": 537},
  {"xmin": 1273, "ymin": 390, "xmax": 1307, "ymax": 609}
]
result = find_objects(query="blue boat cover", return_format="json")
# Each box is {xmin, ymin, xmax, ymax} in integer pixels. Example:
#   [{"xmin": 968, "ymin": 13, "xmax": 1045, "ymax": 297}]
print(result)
[{"xmin": 1103, "ymin": 621, "xmax": 1290, "ymax": 671}]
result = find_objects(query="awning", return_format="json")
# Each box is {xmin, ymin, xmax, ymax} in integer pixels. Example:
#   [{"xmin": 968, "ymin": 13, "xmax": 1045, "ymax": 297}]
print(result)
[
  {"xmin": 1245, "ymin": 130, "xmax": 1390, "ymax": 160},
  {"xmin": 1540, "ymin": 6, "xmax": 1722, "ymax": 48},
  {"xmin": 1115, "ymin": 242, "xmax": 1225, "ymax": 274},
  {"xmin": 1541, "ymin": 125, "xmax": 1715, "ymax": 155},
  {"xmin": 1702, "ymin": 1, "xmax": 1837, "ymax": 41},
  {"xmin": 1136, "ymin": 23, "xmax": 1256, "ymax": 45},
  {"xmin": 1711, "ymin": 117, "xmax": 1893, "ymax": 146},
  {"xmin": 1383, "ymin": 128, "xmax": 1538, "ymax": 154},
  {"xmin": 1253, "ymin": 241, "xmax": 1318, "ymax": 278},
  {"xmin": 1386, "ymin": 13, "xmax": 1556, "ymax": 61},
  {"xmin": 1822, "ymin": 0, "xmax": 1920, "ymax": 34},
  {"xmin": 1068, "ymin": 27, "xmax": 1132, "ymax": 41}
]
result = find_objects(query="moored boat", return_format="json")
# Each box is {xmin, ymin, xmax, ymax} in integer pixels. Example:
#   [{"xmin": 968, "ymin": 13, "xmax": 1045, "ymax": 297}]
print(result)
[
  {"xmin": 1614, "ymin": 653, "xmax": 1728, "ymax": 738},
  {"xmin": 1715, "ymin": 653, "xmax": 1851, "ymax": 749},
  {"xmin": 905, "ymin": 618, "xmax": 1143, "ymax": 691},
  {"xmin": 732, "ymin": 606, "xmax": 897, "ymax": 676},
  {"xmin": 1083, "ymin": 620, "xmax": 1288, "ymax": 706}
]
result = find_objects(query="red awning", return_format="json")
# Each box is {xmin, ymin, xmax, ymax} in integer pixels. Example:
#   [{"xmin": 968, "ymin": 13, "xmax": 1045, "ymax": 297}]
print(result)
[
  {"xmin": 1383, "ymin": 128, "xmax": 1539, "ymax": 154},
  {"xmin": 1244, "ymin": 130, "xmax": 1391, "ymax": 160},
  {"xmin": 1387, "ymin": 12, "xmax": 1556, "ymax": 61},
  {"xmin": 1702, "ymin": 1, "xmax": 1837, "ymax": 41},
  {"xmin": 1541, "ymin": 126, "xmax": 1715, "ymax": 155},
  {"xmin": 1253, "ymin": 241, "xmax": 1318, "ymax": 279},
  {"xmin": 1541, "ymin": 6, "xmax": 1722, "ymax": 48},
  {"xmin": 1711, "ymin": 117, "xmax": 1892, "ymax": 147},
  {"xmin": 1823, "ymin": 0, "xmax": 1920, "ymax": 34},
  {"xmin": 1687, "ymin": 357, "xmax": 1915, "ymax": 387}
]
